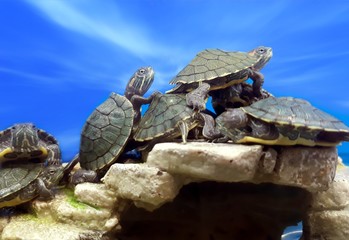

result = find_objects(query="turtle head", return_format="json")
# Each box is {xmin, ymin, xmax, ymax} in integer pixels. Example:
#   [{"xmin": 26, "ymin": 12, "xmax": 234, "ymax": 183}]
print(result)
[
  {"xmin": 10, "ymin": 123, "xmax": 40, "ymax": 152},
  {"xmin": 41, "ymin": 165, "xmax": 65, "ymax": 189},
  {"xmin": 124, "ymin": 66, "xmax": 155, "ymax": 100},
  {"xmin": 248, "ymin": 46, "xmax": 273, "ymax": 71}
]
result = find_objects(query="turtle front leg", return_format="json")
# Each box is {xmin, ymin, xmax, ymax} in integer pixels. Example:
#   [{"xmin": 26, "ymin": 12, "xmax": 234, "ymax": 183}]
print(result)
[
  {"xmin": 36, "ymin": 178, "xmax": 54, "ymax": 201},
  {"xmin": 186, "ymin": 82, "xmax": 210, "ymax": 111},
  {"xmin": 247, "ymin": 68, "xmax": 264, "ymax": 97},
  {"xmin": 131, "ymin": 91, "xmax": 161, "ymax": 124}
]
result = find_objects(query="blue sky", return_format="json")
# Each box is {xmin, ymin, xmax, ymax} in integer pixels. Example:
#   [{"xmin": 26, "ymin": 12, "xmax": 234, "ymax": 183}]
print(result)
[{"xmin": 1, "ymin": 0, "xmax": 349, "ymax": 162}]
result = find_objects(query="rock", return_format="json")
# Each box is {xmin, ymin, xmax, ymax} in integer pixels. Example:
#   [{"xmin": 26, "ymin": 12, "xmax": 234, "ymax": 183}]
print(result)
[
  {"xmin": 311, "ymin": 166, "xmax": 349, "ymax": 210},
  {"xmin": 304, "ymin": 165, "xmax": 349, "ymax": 239},
  {"xmin": 1, "ymin": 215, "xmax": 106, "ymax": 240},
  {"xmin": 306, "ymin": 207, "xmax": 349, "ymax": 240},
  {"xmin": 147, "ymin": 142, "xmax": 263, "ymax": 182},
  {"xmin": 74, "ymin": 182, "xmax": 118, "ymax": 209},
  {"xmin": 103, "ymin": 163, "xmax": 183, "ymax": 210},
  {"xmin": 275, "ymin": 147, "xmax": 337, "ymax": 191},
  {"xmin": 32, "ymin": 190, "xmax": 119, "ymax": 232}
]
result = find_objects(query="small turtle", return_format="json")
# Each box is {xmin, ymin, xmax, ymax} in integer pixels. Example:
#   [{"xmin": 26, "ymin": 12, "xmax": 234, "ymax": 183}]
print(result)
[
  {"xmin": 0, "ymin": 158, "xmax": 77, "ymax": 208},
  {"xmin": 133, "ymin": 92, "xmax": 219, "ymax": 146},
  {"xmin": 213, "ymin": 97, "xmax": 349, "ymax": 146},
  {"xmin": 210, "ymin": 82, "xmax": 273, "ymax": 115},
  {"xmin": 0, "ymin": 123, "xmax": 61, "ymax": 165},
  {"xmin": 77, "ymin": 67, "xmax": 155, "ymax": 178},
  {"xmin": 167, "ymin": 46, "xmax": 272, "ymax": 110}
]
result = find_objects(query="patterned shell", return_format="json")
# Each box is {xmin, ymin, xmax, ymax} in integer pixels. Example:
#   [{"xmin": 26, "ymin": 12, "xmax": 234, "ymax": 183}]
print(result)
[
  {"xmin": 0, "ymin": 164, "xmax": 42, "ymax": 199},
  {"xmin": 169, "ymin": 49, "xmax": 260, "ymax": 84},
  {"xmin": 79, "ymin": 93, "xmax": 134, "ymax": 171},
  {"xmin": 134, "ymin": 93, "xmax": 194, "ymax": 141},
  {"xmin": 243, "ymin": 97, "xmax": 349, "ymax": 132}
]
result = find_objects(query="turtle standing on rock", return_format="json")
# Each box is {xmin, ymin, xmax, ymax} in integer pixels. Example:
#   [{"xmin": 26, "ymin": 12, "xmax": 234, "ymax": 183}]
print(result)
[
  {"xmin": 0, "ymin": 157, "xmax": 78, "ymax": 209},
  {"xmin": 212, "ymin": 96, "xmax": 349, "ymax": 146},
  {"xmin": 0, "ymin": 123, "xmax": 61, "ymax": 165},
  {"xmin": 166, "ymin": 46, "xmax": 273, "ymax": 110},
  {"xmin": 72, "ymin": 67, "xmax": 155, "ymax": 183}
]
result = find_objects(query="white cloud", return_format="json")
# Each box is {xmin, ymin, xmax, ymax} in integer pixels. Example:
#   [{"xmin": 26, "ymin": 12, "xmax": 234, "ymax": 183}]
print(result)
[{"xmin": 25, "ymin": 0, "xmax": 173, "ymax": 59}]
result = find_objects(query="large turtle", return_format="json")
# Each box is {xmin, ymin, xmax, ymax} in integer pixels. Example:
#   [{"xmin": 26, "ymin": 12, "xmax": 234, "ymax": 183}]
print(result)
[
  {"xmin": 133, "ymin": 92, "xmax": 219, "ymax": 146},
  {"xmin": 166, "ymin": 46, "xmax": 273, "ymax": 110},
  {"xmin": 213, "ymin": 97, "xmax": 349, "ymax": 146},
  {"xmin": 0, "ymin": 158, "xmax": 78, "ymax": 208},
  {"xmin": 0, "ymin": 123, "xmax": 61, "ymax": 165},
  {"xmin": 76, "ymin": 67, "xmax": 155, "ymax": 179}
]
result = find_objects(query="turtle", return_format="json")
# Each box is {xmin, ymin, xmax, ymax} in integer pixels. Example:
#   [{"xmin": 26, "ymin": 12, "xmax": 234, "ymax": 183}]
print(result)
[
  {"xmin": 212, "ymin": 96, "xmax": 349, "ymax": 146},
  {"xmin": 166, "ymin": 46, "xmax": 273, "ymax": 110},
  {"xmin": 76, "ymin": 67, "xmax": 155, "ymax": 179},
  {"xmin": 0, "ymin": 123, "xmax": 61, "ymax": 166},
  {"xmin": 0, "ymin": 158, "xmax": 78, "ymax": 208},
  {"xmin": 210, "ymin": 82, "xmax": 273, "ymax": 115},
  {"xmin": 133, "ymin": 92, "xmax": 220, "ymax": 146}
]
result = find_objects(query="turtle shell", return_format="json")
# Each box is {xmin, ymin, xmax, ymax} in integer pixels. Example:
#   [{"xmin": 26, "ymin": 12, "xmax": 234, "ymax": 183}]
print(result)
[
  {"xmin": 170, "ymin": 48, "xmax": 269, "ymax": 85},
  {"xmin": 134, "ymin": 93, "xmax": 197, "ymax": 141},
  {"xmin": 79, "ymin": 93, "xmax": 134, "ymax": 171},
  {"xmin": 243, "ymin": 97, "xmax": 349, "ymax": 132},
  {"xmin": 0, "ymin": 123, "xmax": 60, "ymax": 164},
  {"xmin": 0, "ymin": 163, "xmax": 43, "ymax": 208}
]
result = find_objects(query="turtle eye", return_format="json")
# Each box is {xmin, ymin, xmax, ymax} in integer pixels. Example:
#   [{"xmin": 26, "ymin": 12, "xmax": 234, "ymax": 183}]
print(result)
[
  {"xmin": 139, "ymin": 68, "xmax": 146, "ymax": 74},
  {"xmin": 258, "ymin": 48, "xmax": 266, "ymax": 54}
]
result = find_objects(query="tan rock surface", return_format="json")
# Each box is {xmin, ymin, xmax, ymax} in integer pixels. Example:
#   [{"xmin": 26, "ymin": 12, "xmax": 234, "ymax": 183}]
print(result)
[
  {"xmin": 311, "ymin": 166, "xmax": 349, "ymax": 210},
  {"xmin": 147, "ymin": 142, "xmax": 263, "ymax": 182},
  {"xmin": 275, "ymin": 147, "xmax": 338, "ymax": 191},
  {"xmin": 74, "ymin": 182, "xmax": 118, "ymax": 209},
  {"xmin": 306, "ymin": 207, "xmax": 349, "ymax": 240},
  {"xmin": 103, "ymin": 163, "xmax": 183, "ymax": 210},
  {"xmin": 1, "ymin": 215, "xmax": 105, "ymax": 240}
]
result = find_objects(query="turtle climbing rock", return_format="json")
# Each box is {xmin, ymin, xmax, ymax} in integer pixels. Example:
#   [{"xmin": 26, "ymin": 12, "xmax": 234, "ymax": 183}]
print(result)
[
  {"xmin": 133, "ymin": 92, "xmax": 220, "ymax": 145},
  {"xmin": 76, "ymin": 67, "xmax": 155, "ymax": 179},
  {"xmin": 0, "ymin": 158, "xmax": 78, "ymax": 208},
  {"xmin": 166, "ymin": 46, "xmax": 273, "ymax": 110},
  {"xmin": 0, "ymin": 123, "xmax": 61, "ymax": 165},
  {"xmin": 213, "ymin": 96, "xmax": 349, "ymax": 146}
]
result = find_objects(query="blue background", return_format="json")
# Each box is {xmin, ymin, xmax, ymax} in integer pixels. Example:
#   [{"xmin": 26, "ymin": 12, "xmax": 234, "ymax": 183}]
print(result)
[{"xmin": 1, "ymin": 0, "xmax": 348, "ymax": 163}]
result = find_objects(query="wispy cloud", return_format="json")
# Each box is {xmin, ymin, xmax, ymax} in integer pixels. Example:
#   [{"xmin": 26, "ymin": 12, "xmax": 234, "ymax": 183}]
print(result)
[{"xmin": 25, "ymin": 0, "xmax": 173, "ymax": 59}]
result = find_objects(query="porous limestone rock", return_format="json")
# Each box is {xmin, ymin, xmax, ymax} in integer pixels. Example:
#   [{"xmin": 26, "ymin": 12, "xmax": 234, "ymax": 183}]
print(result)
[
  {"xmin": 311, "ymin": 166, "xmax": 349, "ymax": 210},
  {"xmin": 306, "ymin": 208, "xmax": 349, "ymax": 240},
  {"xmin": 1, "ymin": 215, "xmax": 106, "ymax": 240},
  {"xmin": 103, "ymin": 163, "xmax": 183, "ymax": 210},
  {"xmin": 304, "ymin": 165, "xmax": 349, "ymax": 240},
  {"xmin": 274, "ymin": 146, "xmax": 338, "ymax": 191},
  {"xmin": 74, "ymin": 182, "xmax": 117, "ymax": 209},
  {"xmin": 146, "ymin": 142, "xmax": 263, "ymax": 182},
  {"xmin": 32, "ymin": 190, "xmax": 119, "ymax": 232}
]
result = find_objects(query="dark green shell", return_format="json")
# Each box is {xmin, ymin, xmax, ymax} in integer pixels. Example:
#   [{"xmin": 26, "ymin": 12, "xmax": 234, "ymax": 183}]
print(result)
[
  {"xmin": 134, "ymin": 93, "xmax": 196, "ymax": 141},
  {"xmin": 79, "ymin": 93, "xmax": 134, "ymax": 171},
  {"xmin": 170, "ymin": 49, "xmax": 260, "ymax": 85},
  {"xmin": 0, "ymin": 164, "xmax": 42, "ymax": 201},
  {"xmin": 243, "ymin": 97, "xmax": 349, "ymax": 132}
]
